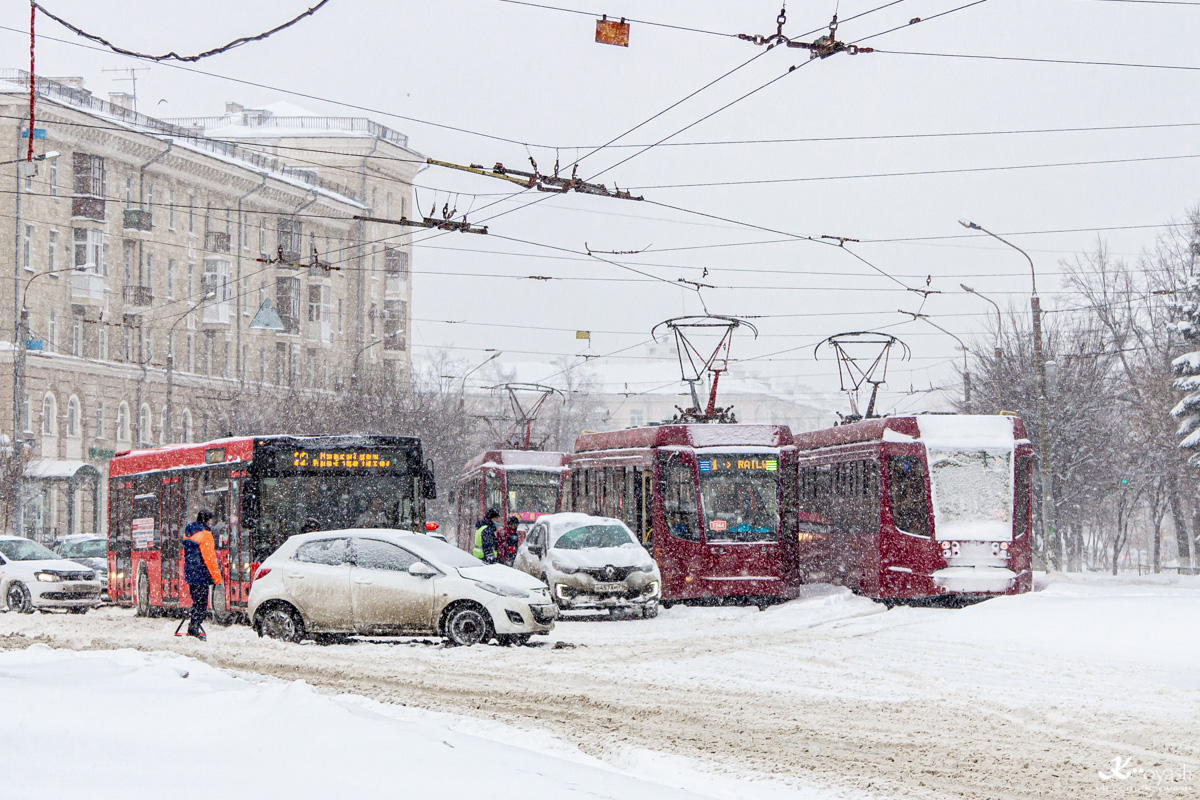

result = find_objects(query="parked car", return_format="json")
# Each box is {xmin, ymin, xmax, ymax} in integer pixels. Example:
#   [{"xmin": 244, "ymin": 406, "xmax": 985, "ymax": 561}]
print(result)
[
  {"xmin": 248, "ymin": 528, "xmax": 557, "ymax": 646},
  {"xmin": 54, "ymin": 534, "xmax": 109, "ymax": 600},
  {"xmin": 0, "ymin": 536, "xmax": 103, "ymax": 614},
  {"xmin": 513, "ymin": 513, "xmax": 661, "ymax": 617}
]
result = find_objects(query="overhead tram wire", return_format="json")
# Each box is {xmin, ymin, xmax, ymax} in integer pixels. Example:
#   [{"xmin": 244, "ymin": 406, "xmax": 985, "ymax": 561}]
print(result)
[
  {"xmin": 493, "ymin": 0, "xmax": 741, "ymax": 39},
  {"xmin": 870, "ymin": 49, "xmax": 1200, "ymax": 73}
]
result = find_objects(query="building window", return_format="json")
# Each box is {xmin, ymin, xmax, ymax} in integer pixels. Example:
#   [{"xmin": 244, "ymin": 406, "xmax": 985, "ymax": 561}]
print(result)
[
  {"xmin": 47, "ymin": 230, "xmax": 57, "ymax": 273},
  {"xmin": 73, "ymin": 228, "xmax": 104, "ymax": 272},
  {"xmin": 277, "ymin": 218, "xmax": 302, "ymax": 260},
  {"xmin": 72, "ymin": 153, "xmax": 105, "ymax": 197},
  {"xmin": 48, "ymin": 159, "xmax": 57, "ymax": 197},
  {"xmin": 66, "ymin": 396, "xmax": 80, "ymax": 438},
  {"xmin": 147, "ymin": 183, "xmax": 154, "ymax": 211},
  {"xmin": 181, "ymin": 409, "xmax": 192, "ymax": 443},
  {"xmin": 383, "ymin": 299, "xmax": 406, "ymax": 350},
  {"xmin": 259, "ymin": 217, "xmax": 267, "ymax": 256},
  {"xmin": 168, "ymin": 189, "xmax": 175, "ymax": 230},
  {"xmin": 23, "ymin": 224, "xmax": 33, "ymax": 271},
  {"xmin": 71, "ymin": 315, "xmax": 82, "ymax": 357},
  {"xmin": 98, "ymin": 328, "xmax": 107, "ymax": 361},
  {"xmin": 47, "ymin": 311, "xmax": 57, "ymax": 352},
  {"xmin": 145, "ymin": 253, "xmax": 153, "ymax": 290},
  {"xmin": 95, "ymin": 401, "xmax": 105, "ymax": 440},
  {"xmin": 167, "ymin": 259, "xmax": 175, "ymax": 299},
  {"xmin": 337, "ymin": 299, "xmax": 343, "ymax": 335},
  {"xmin": 42, "ymin": 393, "xmax": 57, "ymax": 436},
  {"xmin": 125, "ymin": 177, "xmax": 134, "ymax": 209},
  {"xmin": 201, "ymin": 257, "xmax": 231, "ymax": 324},
  {"xmin": 276, "ymin": 276, "xmax": 301, "ymax": 334},
  {"xmin": 188, "ymin": 194, "xmax": 195, "ymax": 234},
  {"xmin": 21, "ymin": 394, "xmax": 31, "ymax": 433},
  {"xmin": 116, "ymin": 402, "xmax": 130, "ymax": 443},
  {"xmin": 630, "ymin": 410, "xmax": 644, "ymax": 427},
  {"xmin": 138, "ymin": 404, "xmax": 152, "ymax": 445},
  {"xmin": 186, "ymin": 334, "xmax": 194, "ymax": 373},
  {"xmin": 307, "ymin": 284, "xmax": 330, "ymax": 341}
]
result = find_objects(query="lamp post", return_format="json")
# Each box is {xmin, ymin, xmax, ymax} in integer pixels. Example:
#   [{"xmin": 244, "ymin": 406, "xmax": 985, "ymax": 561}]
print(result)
[
  {"xmin": 960, "ymin": 220, "xmax": 1061, "ymax": 571},
  {"xmin": 961, "ymin": 284, "xmax": 1006, "ymax": 413}
]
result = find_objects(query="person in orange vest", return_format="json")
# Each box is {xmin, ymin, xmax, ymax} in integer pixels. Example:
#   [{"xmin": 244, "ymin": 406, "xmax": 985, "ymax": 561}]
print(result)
[{"xmin": 182, "ymin": 509, "xmax": 223, "ymax": 641}]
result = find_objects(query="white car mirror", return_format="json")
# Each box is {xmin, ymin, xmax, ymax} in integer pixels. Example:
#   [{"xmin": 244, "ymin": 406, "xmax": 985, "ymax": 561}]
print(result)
[{"xmin": 408, "ymin": 562, "xmax": 436, "ymax": 578}]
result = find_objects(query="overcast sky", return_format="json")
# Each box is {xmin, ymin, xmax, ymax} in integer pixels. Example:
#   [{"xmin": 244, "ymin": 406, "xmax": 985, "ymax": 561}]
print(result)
[{"xmin": 10, "ymin": 0, "xmax": 1200, "ymax": 415}]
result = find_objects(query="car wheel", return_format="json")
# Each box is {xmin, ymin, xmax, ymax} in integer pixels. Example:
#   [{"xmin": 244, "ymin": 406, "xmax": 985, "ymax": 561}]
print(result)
[
  {"xmin": 444, "ymin": 604, "xmax": 492, "ymax": 646},
  {"xmin": 259, "ymin": 604, "xmax": 304, "ymax": 643},
  {"xmin": 496, "ymin": 634, "xmax": 531, "ymax": 647},
  {"xmin": 640, "ymin": 603, "xmax": 659, "ymax": 619},
  {"xmin": 135, "ymin": 568, "xmax": 150, "ymax": 617},
  {"xmin": 6, "ymin": 582, "xmax": 33, "ymax": 614}
]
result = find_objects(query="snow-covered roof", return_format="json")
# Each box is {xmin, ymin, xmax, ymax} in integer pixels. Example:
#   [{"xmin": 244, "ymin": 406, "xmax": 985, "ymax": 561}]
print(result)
[{"xmin": 24, "ymin": 460, "xmax": 99, "ymax": 480}]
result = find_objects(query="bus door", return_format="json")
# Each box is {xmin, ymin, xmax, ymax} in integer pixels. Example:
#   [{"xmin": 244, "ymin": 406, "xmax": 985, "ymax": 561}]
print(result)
[
  {"xmin": 108, "ymin": 479, "xmax": 133, "ymax": 602},
  {"xmin": 656, "ymin": 453, "xmax": 703, "ymax": 599},
  {"xmin": 157, "ymin": 475, "xmax": 183, "ymax": 605},
  {"xmin": 228, "ymin": 472, "xmax": 250, "ymax": 607}
]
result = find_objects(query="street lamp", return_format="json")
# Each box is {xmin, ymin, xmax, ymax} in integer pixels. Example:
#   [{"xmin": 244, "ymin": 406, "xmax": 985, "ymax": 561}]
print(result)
[
  {"xmin": 959, "ymin": 219, "xmax": 1060, "ymax": 571},
  {"xmin": 960, "ymin": 283, "xmax": 1003, "ymax": 332}
]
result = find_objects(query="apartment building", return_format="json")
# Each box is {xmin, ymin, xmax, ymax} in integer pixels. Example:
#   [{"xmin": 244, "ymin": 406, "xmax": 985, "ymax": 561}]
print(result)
[{"xmin": 0, "ymin": 70, "xmax": 422, "ymax": 541}]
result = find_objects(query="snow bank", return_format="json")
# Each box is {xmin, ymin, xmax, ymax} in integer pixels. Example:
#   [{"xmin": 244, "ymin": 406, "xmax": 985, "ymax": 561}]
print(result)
[{"xmin": 0, "ymin": 646, "xmax": 848, "ymax": 800}]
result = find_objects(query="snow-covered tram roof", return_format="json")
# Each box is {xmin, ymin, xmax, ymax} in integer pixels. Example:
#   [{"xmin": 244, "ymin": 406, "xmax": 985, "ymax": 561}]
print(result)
[
  {"xmin": 791, "ymin": 415, "xmax": 1028, "ymax": 452},
  {"xmin": 575, "ymin": 424, "xmax": 791, "ymax": 454},
  {"xmin": 460, "ymin": 450, "xmax": 569, "ymax": 475}
]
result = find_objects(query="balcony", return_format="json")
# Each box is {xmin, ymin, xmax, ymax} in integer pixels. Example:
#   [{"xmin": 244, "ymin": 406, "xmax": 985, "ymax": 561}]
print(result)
[
  {"xmin": 123, "ymin": 208, "xmax": 152, "ymax": 232},
  {"xmin": 306, "ymin": 319, "xmax": 331, "ymax": 343},
  {"xmin": 278, "ymin": 314, "xmax": 300, "ymax": 336},
  {"xmin": 205, "ymin": 231, "xmax": 231, "ymax": 253},
  {"xmin": 385, "ymin": 274, "xmax": 405, "ymax": 296},
  {"xmin": 70, "ymin": 271, "xmax": 105, "ymax": 303},
  {"xmin": 202, "ymin": 302, "xmax": 230, "ymax": 325},
  {"xmin": 122, "ymin": 285, "xmax": 153, "ymax": 307},
  {"xmin": 71, "ymin": 196, "xmax": 105, "ymax": 222}
]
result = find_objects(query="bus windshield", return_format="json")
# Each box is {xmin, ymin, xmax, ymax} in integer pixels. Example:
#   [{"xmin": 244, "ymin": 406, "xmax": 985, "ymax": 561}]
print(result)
[
  {"xmin": 928, "ymin": 449, "xmax": 1013, "ymax": 540},
  {"xmin": 255, "ymin": 473, "xmax": 418, "ymax": 561},
  {"xmin": 697, "ymin": 456, "xmax": 780, "ymax": 543},
  {"xmin": 506, "ymin": 471, "xmax": 560, "ymax": 516}
]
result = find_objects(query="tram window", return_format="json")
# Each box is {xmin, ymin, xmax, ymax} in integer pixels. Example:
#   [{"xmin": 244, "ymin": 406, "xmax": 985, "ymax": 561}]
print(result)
[
  {"xmin": 485, "ymin": 472, "xmax": 503, "ymax": 515},
  {"xmin": 1014, "ymin": 458, "xmax": 1031, "ymax": 537},
  {"xmin": 661, "ymin": 461, "xmax": 699, "ymax": 542},
  {"xmin": 888, "ymin": 456, "xmax": 930, "ymax": 535}
]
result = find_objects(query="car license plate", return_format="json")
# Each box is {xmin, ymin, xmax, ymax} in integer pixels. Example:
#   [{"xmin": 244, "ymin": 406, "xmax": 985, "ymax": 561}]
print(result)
[
  {"xmin": 67, "ymin": 584, "xmax": 93, "ymax": 592},
  {"xmin": 593, "ymin": 582, "xmax": 624, "ymax": 593}
]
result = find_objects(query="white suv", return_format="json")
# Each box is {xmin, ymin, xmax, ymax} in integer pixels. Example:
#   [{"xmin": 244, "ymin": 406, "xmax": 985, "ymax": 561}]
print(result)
[
  {"xmin": 0, "ymin": 536, "xmax": 102, "ymax": 614},
  {"xmin": 248, "ymin": 528, "xmax": 557, "ymax": 646}
]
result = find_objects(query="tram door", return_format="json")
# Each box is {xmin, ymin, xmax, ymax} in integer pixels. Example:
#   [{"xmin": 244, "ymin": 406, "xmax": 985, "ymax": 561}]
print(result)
[
  {"xmin": 158, "ymin": 475, "xmax": 184, "ymax": 605},
  {"xmin": 640, "ymin": 470, "xmax": 654, "ymax": 549}
]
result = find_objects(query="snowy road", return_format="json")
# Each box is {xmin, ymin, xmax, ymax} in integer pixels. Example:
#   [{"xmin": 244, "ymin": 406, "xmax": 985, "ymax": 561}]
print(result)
[{"xmin": 3, "ymin": 576, "xmax": 1197, "ymax": 799}]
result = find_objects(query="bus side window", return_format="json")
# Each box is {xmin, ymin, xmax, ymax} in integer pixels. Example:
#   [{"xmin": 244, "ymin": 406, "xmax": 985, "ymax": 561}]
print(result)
[
  {"xmin": 888, "ymin": 456, "xmax": 930, "ymax": 536},
  {"xmin": 661, "ymin": 460, "xmax": 699, "ymax": 542}
]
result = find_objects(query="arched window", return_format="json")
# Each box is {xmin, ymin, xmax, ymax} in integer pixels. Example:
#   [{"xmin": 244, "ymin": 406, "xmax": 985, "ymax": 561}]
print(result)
[
  {"xmin": 138, "ymin": 404, "xmax": 152, "ymax": 445},
  {"xmin": 42, "ymin": 393, "xmax": 57, "ymax": 436},
  {"xmin": 66, "ymin": 396, "xmax": 80, "ymax": 438},
  {"xmin": 116, "ymin": 402, "xmax": 130, "ymax": 443},
  {"xmin": 181, "ymin": 409, "xmax": 193, "ymax": 443}
]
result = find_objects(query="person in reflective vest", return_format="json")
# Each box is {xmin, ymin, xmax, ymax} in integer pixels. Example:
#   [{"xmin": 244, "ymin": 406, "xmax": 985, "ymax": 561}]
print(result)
[
  {"xmin": 182, "ymin": 509, "xmax": 223, "ymax": 641},
  {"xmin": 473, "ymin": 508, "xmax": 500, "ymax": 563}
]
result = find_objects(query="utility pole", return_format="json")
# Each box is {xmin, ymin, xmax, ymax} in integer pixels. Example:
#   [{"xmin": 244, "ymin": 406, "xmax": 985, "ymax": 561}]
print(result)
[{"xmin": 961, "ymin": 220, "xmax": 1061, "ymax": 571}]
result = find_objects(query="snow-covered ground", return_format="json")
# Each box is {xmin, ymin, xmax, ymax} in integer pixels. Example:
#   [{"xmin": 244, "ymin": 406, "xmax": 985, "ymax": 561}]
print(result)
[{"xmin": 2, "ymin": 575, "xmax": 1198, "ymax": 799}]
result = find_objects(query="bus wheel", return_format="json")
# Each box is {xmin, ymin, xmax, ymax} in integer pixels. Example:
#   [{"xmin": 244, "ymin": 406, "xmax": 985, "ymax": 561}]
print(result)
[
  {"xmin": 444, "ymin": 604, "xmax": 492, "ymax": 646},
  {"xmin": 6, "ymin": 582, "xmax": 33, "ymax": 614},
  {"xmin": 135, "ymin": 568, "xmax": 150, "ymax": 617},
  {"xmin": 259, "ymin": 604, "xmax": 304, "ymax": 643}
]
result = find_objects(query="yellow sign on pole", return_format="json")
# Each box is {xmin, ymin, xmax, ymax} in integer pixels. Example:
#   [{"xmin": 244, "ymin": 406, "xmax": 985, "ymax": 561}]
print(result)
[{"xmin": 576, "ymin": 330, "xmax": 591, "ymax": 340}]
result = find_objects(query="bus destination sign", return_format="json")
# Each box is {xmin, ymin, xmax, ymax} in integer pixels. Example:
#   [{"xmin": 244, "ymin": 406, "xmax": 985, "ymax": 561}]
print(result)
[{"xmin": 292, "ymin": 450, "xmax": 394, "ymax": 469}]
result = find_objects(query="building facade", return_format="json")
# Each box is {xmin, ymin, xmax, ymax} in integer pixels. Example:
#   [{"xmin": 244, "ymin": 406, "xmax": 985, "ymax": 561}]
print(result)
[{"xmin": 1, "ymin": 71, "xmax": 421, "ymax": 541}]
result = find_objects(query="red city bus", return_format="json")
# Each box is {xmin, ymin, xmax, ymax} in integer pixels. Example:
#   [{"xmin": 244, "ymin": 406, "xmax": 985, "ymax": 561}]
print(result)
[
  {"xmin": 107, "ymin": 434, "xmax": 434, "ymax": 619},
  {"xmin": 565, "ymin": 424, "xmax": 800, "ymax": 605},
  {"xmin": 454, "ymin": 450, "xmax": 567, "ymax": 552},
  {"xmin": 790, "ymin": 414, "xmax": 1033, "ymax": 602}
]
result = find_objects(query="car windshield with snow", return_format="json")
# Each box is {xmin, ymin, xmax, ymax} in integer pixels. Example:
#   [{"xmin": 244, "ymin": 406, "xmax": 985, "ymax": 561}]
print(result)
[
  {"xmin": 248, "ymin": 528, "xmax": 556, "ymax": 646},
  {"xmin": 514, "ymin": 513, "xmax": 661, "ymax": 617}
]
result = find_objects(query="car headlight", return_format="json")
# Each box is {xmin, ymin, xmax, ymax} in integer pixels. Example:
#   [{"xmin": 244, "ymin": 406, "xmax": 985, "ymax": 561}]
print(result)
[
  {"xmin": 648, "ymin": 581, "xmax": 661, "ymax": 597},
  {"xmin": 473, "ymin": 581, "xmax": 530, "ymax": 598},
  {"xmin": 551, "ymin": 560, "xmax": 579, "ymax": 574},
  {"xmin": 631, "ymin": 563, "xmax": 656, "ymax": 573},
  {"xmin": 35, "ymin": 571, "xmax": 61, "ymax": 583}
]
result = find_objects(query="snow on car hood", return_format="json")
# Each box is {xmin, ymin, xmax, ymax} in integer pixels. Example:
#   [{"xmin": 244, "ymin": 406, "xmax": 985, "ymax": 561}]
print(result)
[
  {"xmin": 17, "ymin": 558, "xmax": 99, "ymax": 576},
  {"xmin": 548, "ymin": 545, "xmax": 654, "ymax": 571},
  {"xmin": 456, "ymin": 563, "xmax": 548, "ymax": 591}
]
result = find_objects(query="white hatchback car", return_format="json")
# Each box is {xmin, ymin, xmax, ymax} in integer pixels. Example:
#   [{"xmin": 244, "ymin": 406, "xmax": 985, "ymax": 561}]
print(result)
[
  {"xmin": 248, "ymin": 529, "xmax": 557, "ymax": 646},
  {"xmin": 513, "ymin": 513, "xmax": 662, "ymax": 617},
  {"xmin": 0, "ymin": 536, "xmax": 103, "ymax": 614}
]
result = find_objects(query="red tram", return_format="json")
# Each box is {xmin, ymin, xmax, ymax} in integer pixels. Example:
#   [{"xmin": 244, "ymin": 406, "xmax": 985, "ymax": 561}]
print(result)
[
  {"xmin": 107, "ymin": 435, "xmax": 434, "ymax": 619},
  {"xmin": 790, "ymin": 414, "xmax": 1033, "ymax": 601},
  {"xmin": 565, "ymin": 424, "xmax": 800, "ymax": 604},
  {"xmin": 453, "ymin": 450, "xmax": 568, "ymax": 552}
]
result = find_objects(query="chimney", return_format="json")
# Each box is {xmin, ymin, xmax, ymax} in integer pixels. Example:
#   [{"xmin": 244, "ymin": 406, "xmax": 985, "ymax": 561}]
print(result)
[
  {"xmin": 224, "ymin": 101, "xmax": 244, "ymax": 115},
  {"xmin": 108, "ymin": 92, "xmax": 135, "ymax": 111}
]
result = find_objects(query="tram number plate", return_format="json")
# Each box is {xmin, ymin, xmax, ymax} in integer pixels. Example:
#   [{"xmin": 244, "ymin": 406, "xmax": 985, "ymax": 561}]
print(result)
[{"xmin": 593, "ymin": 582, "xmax": 624, "ymax": 593}]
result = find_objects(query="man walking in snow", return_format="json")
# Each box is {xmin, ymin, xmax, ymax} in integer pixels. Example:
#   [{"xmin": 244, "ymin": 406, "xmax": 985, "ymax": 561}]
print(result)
[
  {"xmin": 473, "ymin": 508, "xmax": 500, "ymax": 563},
  {"xmin": 182, "ymin": 509, "xmax": 223, "ymax": 641}
]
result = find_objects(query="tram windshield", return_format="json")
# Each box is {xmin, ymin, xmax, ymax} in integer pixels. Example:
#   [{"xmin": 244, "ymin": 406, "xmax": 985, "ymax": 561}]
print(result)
[
  {"xmin": 506, "ymin": 471, "xmax": 561, "ymax": 517},
  {"xmin": 696, "ymin": 455, "xmax": 780, "ymax": 543},
  {"xmin": 928, "ymin": 449, "xmax": 1013, "ymax": 540}
]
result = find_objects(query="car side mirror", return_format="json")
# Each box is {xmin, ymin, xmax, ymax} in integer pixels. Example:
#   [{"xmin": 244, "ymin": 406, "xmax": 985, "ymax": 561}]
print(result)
[{"xmin": 408, "ymin": 562, "xmax": 436, "ymax": 578}]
